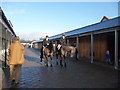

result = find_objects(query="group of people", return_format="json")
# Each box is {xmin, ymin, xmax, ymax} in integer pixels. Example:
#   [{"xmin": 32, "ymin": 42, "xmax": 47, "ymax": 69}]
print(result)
[
  {"xmin": 40, "ymin": 33, "xmax": 67, "ymax": 61},
  {"xmin": 8, "ymin": 33, "xmax": 114, "ymax": 85},
  {"xmin": 7, "ymin": 33, "xmax": 67, "ymax": 85}
]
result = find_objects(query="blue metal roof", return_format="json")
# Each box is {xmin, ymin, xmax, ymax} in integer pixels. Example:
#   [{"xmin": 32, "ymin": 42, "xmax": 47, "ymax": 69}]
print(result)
[
  {"xmin": 65, "ymin": 16, "xmax": 120, "ymax": 37},
  {"xmin": 35, "ymin": 16, "xmax": 120, "ymax": 43}
]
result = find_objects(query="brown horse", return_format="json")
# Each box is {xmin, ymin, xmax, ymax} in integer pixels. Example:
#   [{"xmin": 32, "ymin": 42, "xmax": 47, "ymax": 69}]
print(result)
[
  {"xmin": 43, "ymin": 42, "xmax": 54, "ymax": 67},
  {"xmin": 56, "ymin": 44, "xmax": 76, "ymax": 67}
]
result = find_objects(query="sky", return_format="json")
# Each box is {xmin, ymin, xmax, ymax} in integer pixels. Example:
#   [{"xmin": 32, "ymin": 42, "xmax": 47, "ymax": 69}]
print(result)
[{"xmin": 0, "ymin": 1, "xmax": 118, "ymax": 40}]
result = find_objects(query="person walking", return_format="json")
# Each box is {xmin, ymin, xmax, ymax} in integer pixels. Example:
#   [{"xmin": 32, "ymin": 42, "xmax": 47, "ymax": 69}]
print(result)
[{"xmin": 8, "ymin": 36, "xmax": 24, "ymax": 85}]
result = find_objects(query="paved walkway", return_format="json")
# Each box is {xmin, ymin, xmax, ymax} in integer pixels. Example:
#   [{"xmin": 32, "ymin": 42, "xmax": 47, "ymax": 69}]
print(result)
[{"xmin": 2, "ymin": 48, "xmax": 119, "ymax": 88}]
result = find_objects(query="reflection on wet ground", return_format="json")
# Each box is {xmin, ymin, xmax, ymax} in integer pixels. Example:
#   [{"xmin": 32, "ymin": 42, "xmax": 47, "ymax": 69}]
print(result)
[{"xmin": 2, "ymin": 48, "xmax": 118, "ymax": 88}]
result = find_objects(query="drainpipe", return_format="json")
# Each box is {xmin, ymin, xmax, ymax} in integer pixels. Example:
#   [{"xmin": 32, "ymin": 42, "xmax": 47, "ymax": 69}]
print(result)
[{"xmin": 4, "ymin": 28, "xmax": 7, "ymax": 68}]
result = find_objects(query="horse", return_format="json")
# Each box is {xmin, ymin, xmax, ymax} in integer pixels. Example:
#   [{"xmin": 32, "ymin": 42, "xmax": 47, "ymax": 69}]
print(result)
[
  {"xmin": 43, "ymin": 42, "xmax": 54, "ymax": 67},
  {"xmin": 56, "ymin": 44, "xmax": 76, "ymax": 67}
]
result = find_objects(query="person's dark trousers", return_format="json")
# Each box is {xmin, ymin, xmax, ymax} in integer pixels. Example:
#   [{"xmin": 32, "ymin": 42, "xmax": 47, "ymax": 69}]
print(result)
[
  {"xmin": 76, "ymin": 48, "xmax": 78, "ymax": 60},
  {"xmin": 40, "ymin": 47, "xmax": 43, "ymax": 62}
]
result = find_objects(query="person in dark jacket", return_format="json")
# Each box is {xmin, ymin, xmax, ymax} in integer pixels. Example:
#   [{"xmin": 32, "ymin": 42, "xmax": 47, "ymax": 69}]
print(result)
[
  {"xmin": 43, "ymin": 35, "xmax": 50, "ymax": 46},
  {"xmin": 60, "ymin": 33, "xmax": 67, "ymax": 46},
  {"xmin": 40, "ymin": 35, "xmax": 52, "ymax": 62}
]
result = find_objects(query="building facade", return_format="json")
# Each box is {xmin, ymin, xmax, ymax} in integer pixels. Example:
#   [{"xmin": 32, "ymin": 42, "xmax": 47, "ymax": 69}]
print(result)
[
  {"xmin": 0, "ymin": 7, "xmax": 16, "ymax": 67},
  {"xmin": 33, "ymin": 16, "xmax": 120, "ymax": 69}
]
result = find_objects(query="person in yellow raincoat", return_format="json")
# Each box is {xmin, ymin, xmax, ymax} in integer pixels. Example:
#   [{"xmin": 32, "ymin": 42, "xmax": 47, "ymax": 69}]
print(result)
[{"xmin": 9, "ymin": 36, "xmax": 24, "ymax": 84}]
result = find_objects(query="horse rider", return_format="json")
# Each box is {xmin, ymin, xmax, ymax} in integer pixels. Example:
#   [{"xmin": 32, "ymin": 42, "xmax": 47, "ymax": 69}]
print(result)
[
  {"xmin": 56, "ymin": 33, "xmax": 67, "ymax": 53},
  {"xmin": 55, "ymin": 33, "xmax": 67, "ymax": 65},
  {"xmin": 60, "ymin": 33, "xmax": 67, "ymax": 46},
  {"xmin": 40, "ymin": 35, "xmax": 52, "ymax": 62},
  {"xmin": 43, "ymin": 35, "xmax": 50, "ymax": 46}
]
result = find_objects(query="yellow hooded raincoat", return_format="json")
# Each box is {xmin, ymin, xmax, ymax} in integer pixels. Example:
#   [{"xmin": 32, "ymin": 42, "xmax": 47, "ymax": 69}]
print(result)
[{"xmin": 9, "ymin": 41, "xmax": 24, "ymax": 65}]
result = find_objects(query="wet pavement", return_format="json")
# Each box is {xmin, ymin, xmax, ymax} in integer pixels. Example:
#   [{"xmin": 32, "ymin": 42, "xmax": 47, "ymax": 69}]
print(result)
[
  {"xmin": 0, "ymin": 65, "xmax": 2, "ymax": 89},
  {"xmin": 2, "ymin": 47, "xmax": 119, "ymax": 88}
]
